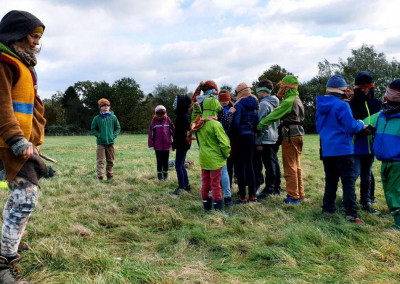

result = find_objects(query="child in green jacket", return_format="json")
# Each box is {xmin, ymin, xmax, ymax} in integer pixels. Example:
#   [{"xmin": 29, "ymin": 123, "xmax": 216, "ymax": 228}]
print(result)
[
  {"xmin": 196, "ymin": 98, "xmax": 231, "ymax": 211},
  {"xmin": 90, "ymin": 98, "xmax": 121, "ymax": 180}
]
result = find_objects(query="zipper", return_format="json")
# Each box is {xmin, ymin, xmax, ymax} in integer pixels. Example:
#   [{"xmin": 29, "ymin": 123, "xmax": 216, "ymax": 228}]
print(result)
[{"xmin": 365, "ymin": 101, "xmax": 371, "ymax": 154}]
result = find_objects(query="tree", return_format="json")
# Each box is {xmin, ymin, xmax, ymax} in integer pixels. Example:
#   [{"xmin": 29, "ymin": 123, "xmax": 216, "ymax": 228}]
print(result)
[
  {"xmin": 321, "ymin": 44, "xmax": 400, "ymax": 97},
  {"xmin": 151, "ymin": 83, "xmax": 188, "ymax": 122},
  {"xmin": 43, "ymin": 92, "xmax": 65, "ymax": 126},
  {"xmin": 252, "ymin": 64, "xmax": 293, "ymax": 96},
  {"xmin": 112, "ymin": 77, "xmax": 146, "ymax": 131},
  {"xmin": 61, "ymin": 86, "xmax": 90, "ymax": 129}
]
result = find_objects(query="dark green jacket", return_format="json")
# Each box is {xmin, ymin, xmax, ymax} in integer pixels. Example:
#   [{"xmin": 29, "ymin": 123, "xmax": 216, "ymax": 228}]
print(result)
[{"xmin": 90, "ymin": 112, "xmax": 121, "ymax": 145}]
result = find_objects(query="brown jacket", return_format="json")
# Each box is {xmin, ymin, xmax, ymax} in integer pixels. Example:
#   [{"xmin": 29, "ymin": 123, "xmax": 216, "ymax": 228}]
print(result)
[{"xmin": 0, "ymin": 58, "xmax": 46, "ymax": 183}]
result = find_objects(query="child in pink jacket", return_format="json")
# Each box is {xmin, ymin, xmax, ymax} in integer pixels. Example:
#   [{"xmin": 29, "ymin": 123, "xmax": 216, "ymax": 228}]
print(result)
[{"xmin": 148, "ymin": 105, "xmax": 175, "ymax": 180}]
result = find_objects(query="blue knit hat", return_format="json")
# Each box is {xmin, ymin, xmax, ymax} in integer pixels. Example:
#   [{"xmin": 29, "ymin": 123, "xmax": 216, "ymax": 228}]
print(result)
[{"xmin": 326, "ymin": 75, "xmax": 347, "ymax": 88}]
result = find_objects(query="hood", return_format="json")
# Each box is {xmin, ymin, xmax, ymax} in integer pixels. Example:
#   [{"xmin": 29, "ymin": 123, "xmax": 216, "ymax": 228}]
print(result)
[
  {"xmin": 262, "ymin": 95, "xmax": 279, "ymax": 108},
  {"xmin": 239, "ymin": 96, "xmax": 258, "ymax": 111},
  {"xmin": 202, "ymin": 97, "xmax": 222, "ymax": 119},
  {"xmin": 316, "ymin": 95, "xmax": 340, "ymax": 115},
  {"xmin": 176, "ymin": 95, "xmax": 192, "ymax": 114}
]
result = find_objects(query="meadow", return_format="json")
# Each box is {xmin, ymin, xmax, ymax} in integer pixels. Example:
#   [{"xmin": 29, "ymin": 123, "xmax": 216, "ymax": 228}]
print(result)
[{"xmin": 1, "ymin": 134, "xmax": 399, "ymax": 283}]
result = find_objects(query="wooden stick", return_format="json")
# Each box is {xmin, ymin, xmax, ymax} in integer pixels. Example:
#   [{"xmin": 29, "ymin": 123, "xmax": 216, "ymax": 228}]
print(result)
[{"xmin": 39, "ymin": 153, "xmax": 58, "ymax": 164}]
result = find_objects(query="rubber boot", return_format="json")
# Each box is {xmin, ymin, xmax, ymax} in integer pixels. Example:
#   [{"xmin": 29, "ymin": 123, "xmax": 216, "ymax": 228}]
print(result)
[
  {"xmin": 0, "ymin": 255, "xmax": 29, "ymax": 284},
  {"xmin": 224, "ymin": 197, "xmax": 232, "ymax": 207},
  {"xmin": 163, "ymin": 171, "xmax": 168, "ymax": 181},
  {"xmin": 157, "ymin": 172, "xmax": 163, "ymax": 181},
  {"xmin": 202, "ymin": 199, "xmax": 212, "ymax": 212},
  {"xmin": 213, "ymin": 200, "xmax": 224, "ymax": 211}
]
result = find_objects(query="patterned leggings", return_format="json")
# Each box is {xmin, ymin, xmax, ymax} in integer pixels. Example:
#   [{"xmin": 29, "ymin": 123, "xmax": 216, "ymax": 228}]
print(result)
[{"xmin": 1, "ymin": 177, "xmax": 38, "ymax": 257}]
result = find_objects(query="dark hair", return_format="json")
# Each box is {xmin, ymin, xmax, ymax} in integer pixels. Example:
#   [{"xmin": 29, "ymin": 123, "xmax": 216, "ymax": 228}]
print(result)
[{"xmin": 257, "ymin": 79, "xmax": 273, "ymax": 90}]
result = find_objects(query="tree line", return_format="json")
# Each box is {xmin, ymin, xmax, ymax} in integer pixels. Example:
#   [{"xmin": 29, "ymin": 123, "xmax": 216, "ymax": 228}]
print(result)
[{"xmin": 43, "ymin": 44, "xmax": 400, "ymax": 135}]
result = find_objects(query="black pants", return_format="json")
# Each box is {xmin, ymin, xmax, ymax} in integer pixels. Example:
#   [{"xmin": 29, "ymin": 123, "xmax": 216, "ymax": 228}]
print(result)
[
  {"xmin": 155, "ymin": 150, "xmax": 169, "ymax": 174},
  {"xmin": 235, "ymin": 135, "xmax": 256, "ymax": 199},
  {"xmin": 322, "ymin": 155, "xmax": 358, "ymax": 217},
  {"xmin": 254, "ymin": 144, "xmax": 281, "ymax": 193}
]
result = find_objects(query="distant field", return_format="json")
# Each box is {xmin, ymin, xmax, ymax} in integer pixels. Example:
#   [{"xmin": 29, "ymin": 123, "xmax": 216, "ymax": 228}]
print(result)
[{"xmin": 1, "ymin": 134, "xmax": 398, "ymax": 283}]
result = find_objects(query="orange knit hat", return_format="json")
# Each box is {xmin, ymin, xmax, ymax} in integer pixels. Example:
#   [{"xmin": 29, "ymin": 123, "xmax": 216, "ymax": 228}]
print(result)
[{"xmin": 98, "ymin": 98, "xmax": 110, "ymax": 108}]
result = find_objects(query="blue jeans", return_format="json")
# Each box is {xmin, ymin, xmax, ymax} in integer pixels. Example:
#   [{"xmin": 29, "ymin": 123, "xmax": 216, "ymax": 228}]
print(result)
[
  {"xmin": 175, "ymin": 149, "xmax": 189, "ymax": 188},
  {"xmin": 354, "ymin": 155, "xmax": 374, "ymax": 205},
  {"xmin": 221, "ymin": 165, "xmax": 231, "ymax": 198}
]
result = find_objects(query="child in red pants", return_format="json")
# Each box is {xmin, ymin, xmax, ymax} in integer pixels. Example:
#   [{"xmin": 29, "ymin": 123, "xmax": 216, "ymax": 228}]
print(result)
[{"xmin": 196, "ymin": 97, "xmax": 231, "ymax": 211}]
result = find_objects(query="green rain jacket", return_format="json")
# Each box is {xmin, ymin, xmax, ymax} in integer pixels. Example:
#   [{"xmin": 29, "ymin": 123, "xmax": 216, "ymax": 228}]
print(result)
[
  {"xmin": 257, "ymin": 76, "xmax": 305, "ymax": 137},
  {"xmin": 196, "ymin": 98, "xmax": 231, "ymax": 170},
  {"xmin": 90, "ymin": 111, "xmax": 121, "ymax": 145}
]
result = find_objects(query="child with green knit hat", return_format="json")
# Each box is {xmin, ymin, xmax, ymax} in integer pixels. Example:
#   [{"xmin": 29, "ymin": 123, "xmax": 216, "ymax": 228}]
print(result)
[{"xmin": 257, "ymin": 75, "xmax": 305, "ymax": 204}]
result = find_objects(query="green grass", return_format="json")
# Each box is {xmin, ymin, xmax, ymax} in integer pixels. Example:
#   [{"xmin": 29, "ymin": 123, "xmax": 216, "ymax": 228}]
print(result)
[{"xmin": 2, "ymin": 134, "xmax": 399, "ymax": 283}]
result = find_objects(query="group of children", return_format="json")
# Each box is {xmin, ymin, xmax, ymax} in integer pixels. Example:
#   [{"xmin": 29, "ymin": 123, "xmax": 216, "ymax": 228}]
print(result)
[
  {"xmin": 144, "ymin": 72, "xmax": 400, "ymax": 229},
  {"xmin": 146, "ymin": 76, "xmax": 306, "ymax": 212}
]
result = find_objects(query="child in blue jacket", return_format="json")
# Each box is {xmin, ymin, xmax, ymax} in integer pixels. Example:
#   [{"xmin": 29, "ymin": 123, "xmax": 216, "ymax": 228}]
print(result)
[
  {"xmin": 316, "ymin": 75, "xmax": 367, "ymax": 223},
  {"xmin": 372, "ymin": 79, "xmax": 400, "ymax": 230}
]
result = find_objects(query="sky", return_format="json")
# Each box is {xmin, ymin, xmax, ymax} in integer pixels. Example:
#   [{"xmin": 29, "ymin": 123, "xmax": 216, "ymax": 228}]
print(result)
[{"xmin": 3, "ymin": 0, "xmax": 400, "ymax": 98}]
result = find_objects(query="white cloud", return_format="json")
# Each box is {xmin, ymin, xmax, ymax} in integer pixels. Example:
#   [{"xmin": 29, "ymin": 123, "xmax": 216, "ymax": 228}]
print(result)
[{"xmin": 2, "ymin": 0, "xmax": 400, "ymax": 98}]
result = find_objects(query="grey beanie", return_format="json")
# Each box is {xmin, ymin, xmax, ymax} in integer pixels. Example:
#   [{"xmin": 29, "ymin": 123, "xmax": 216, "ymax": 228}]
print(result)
[{"xmin": 0, "ymin": 10, "xmax": 45, "ymax": 45}]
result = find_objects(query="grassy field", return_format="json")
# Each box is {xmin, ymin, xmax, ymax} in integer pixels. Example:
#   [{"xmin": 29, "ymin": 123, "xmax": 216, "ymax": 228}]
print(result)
[{"xmin": 1, "ymin": 134, "xmax": 399, "ymax": 283}]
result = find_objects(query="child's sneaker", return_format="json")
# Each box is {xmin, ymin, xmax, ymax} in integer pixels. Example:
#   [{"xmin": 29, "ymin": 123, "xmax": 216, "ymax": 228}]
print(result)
[
  {"xmin": 345, "ymin": 215, "xmax": 364, "ymax": 224},
  {"xmin": 232, "ymin": 197, "xmax": 248, "ymax": 205},
  {"xmin": 170, "ymin": 188, "xmax": 181, "ymax": 195},
  {"xmin": 283, "ymin": 195, "xmax": 300, "ymax": 204},
  {"xmin": 249, "ymin": 196, "xmax": 257, "ymax": 202},
  {"xmin": 361, "ymin": 204, "xmax": 380, "ymax": 214}
]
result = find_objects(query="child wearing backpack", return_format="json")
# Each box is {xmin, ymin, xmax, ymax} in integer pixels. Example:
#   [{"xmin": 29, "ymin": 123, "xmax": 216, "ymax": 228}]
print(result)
[{"xmin": 148, "ymin": 105, "xmax": 174, "ymax": 180}]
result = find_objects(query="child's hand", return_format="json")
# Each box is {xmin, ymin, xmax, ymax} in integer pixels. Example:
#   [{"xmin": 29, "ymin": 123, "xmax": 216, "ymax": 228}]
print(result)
[
  {"xmin": 229, "ymin": 107, "xmax": 236, "ymax": 113},
  {"xmin": 257, "ymin": 146, "xmax": 263, "ymax": 152}
]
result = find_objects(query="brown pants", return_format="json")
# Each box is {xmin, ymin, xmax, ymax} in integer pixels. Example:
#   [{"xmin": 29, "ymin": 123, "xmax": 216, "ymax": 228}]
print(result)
[
  {"xmin": 282, "ymin": 137, "xmax": 304, "ymax": 200},
  {"xmin": 96, "ymin": 145, "xmax": 115, "ymax": 178}
]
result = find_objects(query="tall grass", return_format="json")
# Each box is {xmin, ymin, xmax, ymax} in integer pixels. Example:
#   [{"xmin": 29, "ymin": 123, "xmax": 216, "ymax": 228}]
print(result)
[{"xmin": 0, "ymin": 135, "xmax": 398, "ymax": 283}]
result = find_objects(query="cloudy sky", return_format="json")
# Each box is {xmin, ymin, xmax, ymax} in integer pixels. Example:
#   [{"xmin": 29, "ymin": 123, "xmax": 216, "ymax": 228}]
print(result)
[{"xmin": 3, "ymin": 0, "xmax": 400, "ymax": 98}]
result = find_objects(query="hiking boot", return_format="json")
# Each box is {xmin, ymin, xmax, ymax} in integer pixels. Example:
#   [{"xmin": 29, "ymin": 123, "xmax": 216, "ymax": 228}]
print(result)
[
  {"xmin": 224, "ymin": 197, "xmax": 232, "ymax": 207},
  {"xmin": 202, "ymin": 198, "xmax": 212, "ymax": 212},
  {"xmin": 361, "ymin": 204, "xmax": 380, "ymax": 215},
  {"xmin": 345, "ymin": 215, "xmax": 364, "ymax": 224},
  {"xmin": 283, "ymin": 195, "xmax": 300, "ymax": 204},
  {"xmin": 0, "ymin": 255, "xmax": 29, "ymax": 284},
  {"xmin": 98, "ymin": 176, "xmax": 103, "ymax": 181},
  {"xmin": 184, "ymin": 185, "xmax": 191, "ymax": 192},
  {"xmin": 106, "ymin": 176, "xmax": 113, "ymax": 181},
  {"xmin": 17, "ymin": 242, "xmax": 30, "ymax": 252},
  {"xmin": 157, "ymin": 172, "xmax": 163, "ymax": 181},
  {"xmin": 232, "ymin": 198, "xmax": 248, "ymax": 205},
  {"xmin": 273, "ymin": 188, "xmax": 282, "ymax": 195},
  {"xmin": 170, "ymin": 188, "xmax": 181, "ymax": 195}
]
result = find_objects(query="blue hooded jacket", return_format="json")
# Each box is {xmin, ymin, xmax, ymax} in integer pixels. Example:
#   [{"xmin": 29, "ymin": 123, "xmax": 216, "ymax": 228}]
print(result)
[
  {"xmin": 231, "ymin": 96, "xmax": 259, "ymax": 137},
  {"xmin": 316, "ymin": 94, "xmax": 364, "ymax": 157}
]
